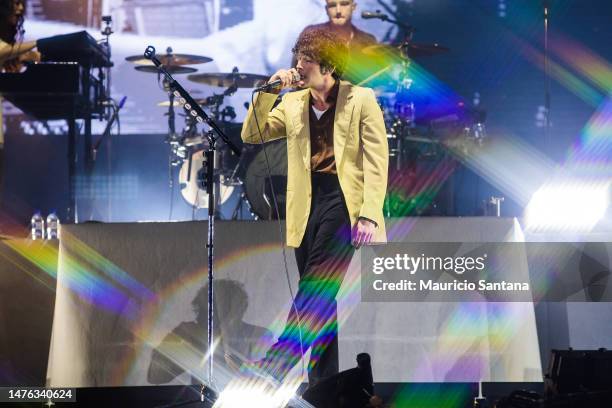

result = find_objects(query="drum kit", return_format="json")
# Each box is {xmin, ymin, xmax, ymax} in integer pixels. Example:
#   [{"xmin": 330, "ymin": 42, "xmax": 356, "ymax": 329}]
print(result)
[
  {"xmin": 359, "ymin": 38, "xmax": 486, "ymax": 167},
  {"xmin": 126, "ymin": 47, "xmax": 281, "ymax": 220},
  {"xmin": 125, "ymin": 32, "xmax": 487, "ymax": 219}
]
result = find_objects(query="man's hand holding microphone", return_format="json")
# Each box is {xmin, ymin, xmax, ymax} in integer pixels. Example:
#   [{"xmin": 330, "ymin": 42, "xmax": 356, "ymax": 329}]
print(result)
[{"xmin": 255, "ymin": 68, "xmax": 301, "ymax": 93}]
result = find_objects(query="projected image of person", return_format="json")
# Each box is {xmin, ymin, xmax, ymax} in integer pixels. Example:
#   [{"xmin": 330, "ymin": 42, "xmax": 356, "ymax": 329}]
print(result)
[
  {"xmin": 148, "ymin": 280, "xmax": 271, "ymax": 384},
  {"xmin": 241, "ymin": 27, "xmax": 388, "ymax": 385},
  {"xmin": 297, "ymin": 0, "xmax": 378, "ymax": 84}
]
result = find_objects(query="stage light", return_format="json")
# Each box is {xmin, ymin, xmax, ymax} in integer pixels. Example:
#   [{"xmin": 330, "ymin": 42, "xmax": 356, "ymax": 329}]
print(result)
[
  {"xmin": 525, "ymin": 180, "xmax": 610, "ymax": 231},
  {"xmin": 214, "ymin": 385, "xmax": 275, "ymax": 408},
  {"xmin": 213, "ymin": 381, "xmax": 298, "ymax": 408}
]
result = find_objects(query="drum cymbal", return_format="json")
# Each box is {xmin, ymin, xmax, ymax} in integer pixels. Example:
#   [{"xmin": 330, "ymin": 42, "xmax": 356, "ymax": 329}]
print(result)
[
  {"xmin": 157, "ymin": 100, "xmax": 182, "ymax": 107},
  {"xmin": 126, "ymin": 54, "xmax": 213, "ymax": 65},
  {"xmin": 135, "ymin": 65, "xmax": 197, "ymax": 74},
  {"xmin": 363, "ymin": 43, "xmax": 450, "ymax": 59},
  {"xmin": 187, "ymin": 72, "xmax": 268, "ymax": 88}
]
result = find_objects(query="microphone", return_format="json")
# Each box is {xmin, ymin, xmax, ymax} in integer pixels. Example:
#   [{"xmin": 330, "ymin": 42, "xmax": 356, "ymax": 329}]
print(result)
[
  {"xmin": 144, "ymin": 45, "xmax": 156, "ymax": 61},
  {"xmin": 255, "ymin": 71, "xmax": 301, "ymax": 92},
  {"xmin": 362, "ymin": 10, "xmax": 388, "ymax": 20}
]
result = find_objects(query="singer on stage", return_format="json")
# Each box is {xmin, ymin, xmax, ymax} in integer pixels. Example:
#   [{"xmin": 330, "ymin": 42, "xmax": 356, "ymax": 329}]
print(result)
[{"xmin": 241, "ymin": 27, "xmax": 388, "ymax": 385}]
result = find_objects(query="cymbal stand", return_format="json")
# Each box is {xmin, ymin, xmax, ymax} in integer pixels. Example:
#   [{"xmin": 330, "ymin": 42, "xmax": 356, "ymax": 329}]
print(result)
[
  {"xmin": 207, "ymin": 81, "xmax": 238, "ymax": 120},
  {"xmin": 202, "ymin": 82, "xmax": 238, "ymax": 214},
  {"xmin": 162, "ymin": 76, "xmax": 185, "ymax": 171},
  {"xmin": 543, "ymin": 0, "xmax": 551, "ymax": 152},
  {"xmin": 389, "ymin": 33, "xmax": 418, "ymax": 171},
  {"xmin": 158, "ymin": 47, "xmax": 185, "ymax": 164}
]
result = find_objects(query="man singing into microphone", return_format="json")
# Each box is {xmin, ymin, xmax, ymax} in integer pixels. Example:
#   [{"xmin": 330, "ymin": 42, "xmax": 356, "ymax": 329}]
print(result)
[{"xmin": 241, "ymin": 27, "xmax": 388, "ymax": 385}]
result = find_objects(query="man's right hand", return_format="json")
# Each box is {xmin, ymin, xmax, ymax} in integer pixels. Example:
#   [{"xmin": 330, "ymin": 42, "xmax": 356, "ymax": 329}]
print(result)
[{"xmin": 268, "ymin": 68, "xmax": 300, "ymax": 91}]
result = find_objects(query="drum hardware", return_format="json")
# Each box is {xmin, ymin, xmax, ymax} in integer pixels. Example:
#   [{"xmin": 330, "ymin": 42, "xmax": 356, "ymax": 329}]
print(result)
[
  {"xmin": 138, "ymin": 57, "xmax": 272, "ymax": 219},
  {"xmin": 463, "ymin": 122, "xmax": 487, "ymax": 147},
  {"xmin": 379, "ymin": 91, "xmax": 416, "ymax": 171},
  {"xmin": 160, "ymin": 66, "xmax": 182, "ymax": 172},
  {"xmin": 131, "ymin": 48, "xmax": 221, "ymax": 189},
  {"xmin": 218, "ymin": 106, "xmax": 236, "ymax": 122},
  {"xmin": 182, "ymin": 134, "xmax": 206, "ymax": 148},
  {"xmin": 125, "ymin": 53, "xmax": 213, "ymax": 66},
  {"xmin": 128, "ymin": 47, "xmax": 214, "ymax": 145},
  {"xmin": 179, "ymin": 148, "xmax": 233, "ymax": 210},
  {"xmin": 178, "ymin": 145, "xmax": 257, "ymax": 219},
  {"xmin": 358, "ymin": 15, "xmax": 450, "ymax": 169},
  {"xmin": 361, "ymin": 16, "xmax": 450, "ymax": 172},
  {"xmin": 462, "ymin": 107, "xmax": 488, "ymax": 146},
  {"xmin": 203, "ymin": 76, "xmax": 239, "ymax": 121},
  {"xmin": 156, "ymin": 99, "xmax": 182, "ymax": 107},
  {"xmin": 187, "ymin": 70, "xmax": 268, "ymax": 88},
  {"xmin": 170, "ymin": 114, "xmax": 202, "ymax": 167},
  {"xmin": 135, "ymin": 65, "xmax": 196, "ymax": 74},
  {"xmin": 128, "ymin": 47, "xmax": 208, "ymax": 76},
  {"xmin": 156, "ymin": 94, "xmax": 206, "ymax": 107},
  {"xmin": 358, "ymin": 38, "xmax": 449, "ymax": 87},
  {"xmin": 168, "ymin": 67, "xmax": 268, "ymax": 218},
  {"xmin": 362, "ymin": 42, "xmax": 450, "ymax": 60}
]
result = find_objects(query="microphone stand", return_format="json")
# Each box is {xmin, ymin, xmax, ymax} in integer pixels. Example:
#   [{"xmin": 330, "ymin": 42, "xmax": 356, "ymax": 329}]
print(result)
[
  {"xmin": 143, "ymin": 45, "xmax": 240, "ymax": 403},
  {"xmin": 543, "ymin": 0, "xmax": 551, "ymax": 154}
]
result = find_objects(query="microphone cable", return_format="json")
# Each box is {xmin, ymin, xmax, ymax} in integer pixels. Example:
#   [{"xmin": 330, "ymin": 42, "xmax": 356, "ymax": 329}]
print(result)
[{"xmin": 250, "ymin": 88, "xmax": 307, "ymax": 383}]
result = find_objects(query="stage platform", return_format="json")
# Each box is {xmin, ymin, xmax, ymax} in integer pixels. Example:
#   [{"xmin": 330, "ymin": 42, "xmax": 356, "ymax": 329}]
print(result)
[
  {"xmin": 5, "ymin": 382, "xmax": 548, "ymax": 408},
  {"xmin": 2, "ymin": 218, "xmax": 611, "ymax": 407}
]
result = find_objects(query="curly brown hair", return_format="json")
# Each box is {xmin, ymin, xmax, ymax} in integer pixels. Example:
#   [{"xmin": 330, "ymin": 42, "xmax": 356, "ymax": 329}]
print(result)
[{"xmin": 292, "ymin": 26, "xmax": 348, "ymax": 80}]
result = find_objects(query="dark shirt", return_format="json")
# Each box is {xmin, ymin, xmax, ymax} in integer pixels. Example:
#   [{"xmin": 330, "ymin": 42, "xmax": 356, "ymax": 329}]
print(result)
[{"xmin": 309, "ymin": 80, "xmax": 340, "ymax": 174}]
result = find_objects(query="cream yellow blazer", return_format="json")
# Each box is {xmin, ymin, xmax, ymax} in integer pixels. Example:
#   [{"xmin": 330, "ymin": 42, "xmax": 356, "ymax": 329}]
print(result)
[{"xmin": 241, "ymin": 80, "xmax": 388, "ymax": 248}]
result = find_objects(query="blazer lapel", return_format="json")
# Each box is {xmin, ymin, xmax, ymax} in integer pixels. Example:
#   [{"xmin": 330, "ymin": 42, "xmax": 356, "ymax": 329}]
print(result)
[
  {"xmin": 334, "ymin": 81, "xmax": 355, "ymax": 173},
  {"xmin": 292, "ymin": 91, "xmax": 311, "ymax": 170}
]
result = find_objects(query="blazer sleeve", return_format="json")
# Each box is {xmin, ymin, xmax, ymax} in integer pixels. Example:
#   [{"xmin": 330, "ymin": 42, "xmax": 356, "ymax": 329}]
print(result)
[
  {"xmin": 241, "ymin": 92, "xmax": 288, "ymax": 144},
  {"xmin": 359, "ymin": 88, "xmax": 388, "ymax": 222}
]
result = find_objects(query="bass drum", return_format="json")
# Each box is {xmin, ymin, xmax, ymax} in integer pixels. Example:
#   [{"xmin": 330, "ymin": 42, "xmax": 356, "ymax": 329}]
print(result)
[
  {"xmin": 179, "ymin": 150, "xmax": 235, "ymax": 209},
  {"xmin": 244, "ymin": 139, "xmax": 287, "ymax": 220}
]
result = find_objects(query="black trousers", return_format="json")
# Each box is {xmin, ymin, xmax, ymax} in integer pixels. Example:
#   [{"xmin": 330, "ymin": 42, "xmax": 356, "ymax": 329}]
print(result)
[{"xmin": 261, "ymin": 173, "xmax": 355, "ymax": 384}]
